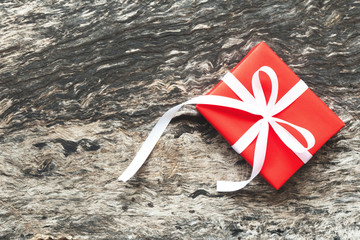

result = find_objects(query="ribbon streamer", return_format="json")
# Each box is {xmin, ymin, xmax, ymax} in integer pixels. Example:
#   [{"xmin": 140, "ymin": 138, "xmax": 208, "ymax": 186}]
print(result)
[{"xmin": 119, "ymin": 66, "xmax": 315, "ymax": 192}]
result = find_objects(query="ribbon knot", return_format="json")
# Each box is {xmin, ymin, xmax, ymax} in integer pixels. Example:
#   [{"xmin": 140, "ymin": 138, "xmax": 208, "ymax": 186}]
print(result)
[
  {"xmin": 262, "ymin": 115, "xmax": 271, "ymax": 121},
  {"xmin": 119, "ymin": 66, "xmax": 315, "ymax": 192}
]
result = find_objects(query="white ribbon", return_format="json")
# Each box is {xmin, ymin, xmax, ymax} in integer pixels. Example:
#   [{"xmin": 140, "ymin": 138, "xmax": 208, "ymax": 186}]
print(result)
[{"xmin": 118, "ymin": 66, "xmax": 315, "ymax": 192}]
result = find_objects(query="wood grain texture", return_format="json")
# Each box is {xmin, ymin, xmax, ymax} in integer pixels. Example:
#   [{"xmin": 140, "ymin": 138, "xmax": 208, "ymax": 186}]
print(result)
[{"xmin": 0, "ymin": 0, "xmax": 359, "ymax": 239}]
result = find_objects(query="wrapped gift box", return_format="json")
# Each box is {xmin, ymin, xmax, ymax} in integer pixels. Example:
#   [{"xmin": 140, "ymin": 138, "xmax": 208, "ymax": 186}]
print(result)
[{"xmin": 196, "ymin": 42, "xmax": 344, "ymax": 189}]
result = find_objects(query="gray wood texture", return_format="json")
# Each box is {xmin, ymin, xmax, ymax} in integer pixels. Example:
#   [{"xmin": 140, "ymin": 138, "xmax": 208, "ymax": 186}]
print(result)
[{"xmin": 0, "ymin": 1, "xmax": 359, "ymax": 239}]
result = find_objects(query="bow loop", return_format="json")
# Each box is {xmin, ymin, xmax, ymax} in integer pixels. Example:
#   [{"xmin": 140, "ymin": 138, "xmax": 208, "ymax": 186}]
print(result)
[
  {"xmin": 270, "ymin": 117, "xmax": 315, "ymax": 153},
  {"xmin": 252, "ymin": 66, "xmax": 279, "ymax": 116}
]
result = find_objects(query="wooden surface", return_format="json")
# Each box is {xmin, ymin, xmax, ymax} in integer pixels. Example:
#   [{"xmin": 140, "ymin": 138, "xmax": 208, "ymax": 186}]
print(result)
[{"xmin": 0, "ymin": 1, "xmax": 359, "ymax": 239}]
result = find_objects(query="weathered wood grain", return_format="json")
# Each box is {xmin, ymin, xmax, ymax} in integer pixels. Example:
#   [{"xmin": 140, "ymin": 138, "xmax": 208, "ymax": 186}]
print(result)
[{"xmin": 0, "ymin": 0, "xmax": 359, "ymax": 239}]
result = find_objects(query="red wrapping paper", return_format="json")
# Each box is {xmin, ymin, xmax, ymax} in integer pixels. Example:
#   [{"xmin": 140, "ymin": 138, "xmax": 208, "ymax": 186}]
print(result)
[{"xmin": 196, "ymin": 42, "xmax": 344, "ymax": 189}]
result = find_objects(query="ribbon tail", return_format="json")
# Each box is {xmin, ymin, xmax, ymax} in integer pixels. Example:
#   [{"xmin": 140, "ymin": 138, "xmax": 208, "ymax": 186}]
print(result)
[
  {"xmin": 216, "ymin": 179, "xmax": 253, "ymax": 192},
  {"xmin": 231, "ymin": 119, "xmax": 264, "ymax": 154},
  {"xmin": 118, "ymin": 103, "xmax": 183, "ymax": 182},
  {"xmin": 119, "ymin": 95, "xmax": 260, "ymax": 182},
  {"xmin": 217, "ymin": 121, "xmax": 269, "ymax": 192}
]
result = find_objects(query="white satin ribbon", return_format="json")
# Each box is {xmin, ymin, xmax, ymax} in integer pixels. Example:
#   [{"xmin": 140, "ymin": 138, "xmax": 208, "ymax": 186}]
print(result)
[{"xmin": 119, "ymin": 66, "xmax": 315, "ymax": 192}]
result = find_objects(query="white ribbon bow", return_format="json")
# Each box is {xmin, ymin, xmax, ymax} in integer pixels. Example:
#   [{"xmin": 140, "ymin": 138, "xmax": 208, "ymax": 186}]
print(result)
[{"xmin": 119, "ymin": 66, "xmax": 315, "ymax": 192}]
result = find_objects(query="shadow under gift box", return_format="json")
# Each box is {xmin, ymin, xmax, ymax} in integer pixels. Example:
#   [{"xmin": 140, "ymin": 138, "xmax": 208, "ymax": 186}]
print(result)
[{"xmin": 196, "ymin": 42, "xmax": 344, "ymax": 190}]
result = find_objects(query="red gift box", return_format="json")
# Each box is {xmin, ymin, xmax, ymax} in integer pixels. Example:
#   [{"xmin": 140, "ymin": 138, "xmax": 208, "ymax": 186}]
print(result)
[{"xmin": 196, "ymin": 42, "xmax": 344, "ymax": 190}]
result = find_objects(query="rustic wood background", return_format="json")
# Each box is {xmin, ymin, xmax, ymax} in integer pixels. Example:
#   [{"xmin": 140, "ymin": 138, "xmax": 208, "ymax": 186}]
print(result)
[{"xmin": 0, "ymin": 0, "xmax": 359, "ymax": 239}]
